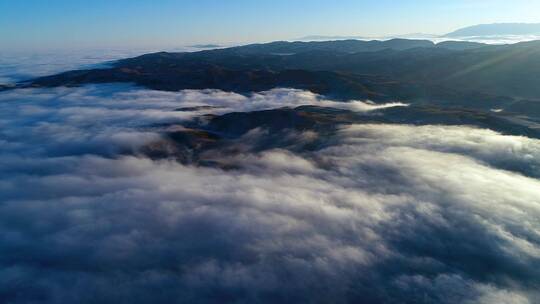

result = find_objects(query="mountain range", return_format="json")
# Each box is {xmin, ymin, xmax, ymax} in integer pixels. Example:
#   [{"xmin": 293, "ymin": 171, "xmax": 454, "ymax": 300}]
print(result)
[
  {"xmin": 10, "ymin": 38, "xmax": 538, "ymax": 114},
  {"xmin": 445, "ymin": 23, "xmax": 540, "ymax": 37},
  {"xmin": 299, "ymin": 23, "xmax": 540, "ymax": 41}
]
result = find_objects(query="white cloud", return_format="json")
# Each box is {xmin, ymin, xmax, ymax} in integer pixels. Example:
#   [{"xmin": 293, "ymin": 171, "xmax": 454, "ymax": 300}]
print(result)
[
  {"xmin": 0, "ymin": 85, "xmax": 538, "ymax": 303},
  {"xmin": 0, "ymin": 47, "xmax": 210, "ymax": 84}
]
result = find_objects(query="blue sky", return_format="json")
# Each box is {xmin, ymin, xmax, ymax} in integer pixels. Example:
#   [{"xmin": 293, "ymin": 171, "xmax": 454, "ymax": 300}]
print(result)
[{"xmin": 1, "ymin": 0, "xmax": 540, "ymax": 50}]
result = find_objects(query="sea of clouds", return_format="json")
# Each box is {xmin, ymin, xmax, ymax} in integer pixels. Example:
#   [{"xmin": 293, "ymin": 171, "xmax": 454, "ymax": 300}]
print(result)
[
  {"xmin": 0, "ymin": 46, "xmax": 217, "ymax": 84},
  {"xmin": 1, "ymin": 81, "xmax": 539, "ymax": 304}
]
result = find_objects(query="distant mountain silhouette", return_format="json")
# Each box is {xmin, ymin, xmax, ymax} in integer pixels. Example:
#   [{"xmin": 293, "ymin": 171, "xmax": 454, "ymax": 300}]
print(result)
[
  {"xmin": 219, "ymin": 38, "xmax": 437, "ymax": 54},
  {"xmin": 445, "ymin": 23, "xmax": 540, "ymax": 37}
]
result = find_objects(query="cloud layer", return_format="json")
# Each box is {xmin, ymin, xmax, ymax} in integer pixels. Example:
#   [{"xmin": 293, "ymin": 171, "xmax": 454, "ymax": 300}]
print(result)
[
  {"xmin": 0, "ymin": 85, "xmax": 539, "ymax": 304},
  {"xmin": 0, "ymin": 47, "xmax": 219, "ymax": 84}
]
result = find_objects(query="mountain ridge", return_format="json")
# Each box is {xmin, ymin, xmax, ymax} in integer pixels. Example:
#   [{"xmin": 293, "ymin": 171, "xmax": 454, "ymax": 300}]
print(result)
[{"xmin": 7, "ymin": 38, "xmax": 540, "ymax": 118}]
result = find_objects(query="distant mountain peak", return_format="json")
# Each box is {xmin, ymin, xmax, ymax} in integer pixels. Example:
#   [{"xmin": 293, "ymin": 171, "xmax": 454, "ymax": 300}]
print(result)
[{"xmin": 445, "ymin": 23, "xmax": 540, "ymax": 37}]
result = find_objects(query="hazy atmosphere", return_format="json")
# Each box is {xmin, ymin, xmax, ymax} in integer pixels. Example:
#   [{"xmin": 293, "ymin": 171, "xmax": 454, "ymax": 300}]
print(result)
[
  {"xmin": 2, "ymin": 0, "xmax": 540, "ymax": 50},
  {"xmin": 1, "ymin": 1, "xmax": 539, "ymax": 304}
]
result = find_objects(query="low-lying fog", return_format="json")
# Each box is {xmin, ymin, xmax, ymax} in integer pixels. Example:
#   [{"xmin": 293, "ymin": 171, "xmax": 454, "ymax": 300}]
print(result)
[{"xmin": 1, "ymin": 82, "xmax": 539, "ymax": 304}]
